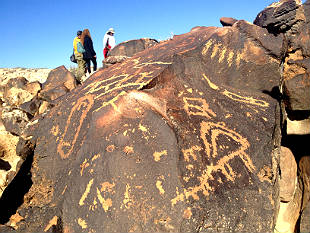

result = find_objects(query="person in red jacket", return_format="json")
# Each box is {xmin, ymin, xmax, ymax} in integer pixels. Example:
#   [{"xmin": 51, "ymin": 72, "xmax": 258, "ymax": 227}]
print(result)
[{"xmin": 103, "ymin": 28, "xmax": 116, "ymax": 59}]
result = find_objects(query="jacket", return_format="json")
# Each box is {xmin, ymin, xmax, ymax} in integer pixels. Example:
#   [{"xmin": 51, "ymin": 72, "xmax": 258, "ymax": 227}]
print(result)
[
  {"xmin": 103, "ymin": 34, "xmax": 115, "ymax": 49},
  {"xmin": 83, "ymin": 36, "xmax": 96, "ymax": 59},
  {"xmin": 73, "ymin": 36, "xmax": 83, "ymax": 55}
]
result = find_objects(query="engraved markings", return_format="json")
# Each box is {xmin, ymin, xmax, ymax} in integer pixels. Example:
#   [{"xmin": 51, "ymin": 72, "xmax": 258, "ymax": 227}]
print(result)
[
  {"xmin": 171, "ymin": 81, "xmax": 259, "ymax": 205},
  {"xmin": 183, "ymin": 97, "xmax": 216, "ymax": 119},
  {"xmin": 202, "ymin": 73, "xmax": 269, "ymax": 108},
  {"xmin": 202, "ymin": 39, "xmax": 241, "ymax": 67},
  {"xmin": 57, "ymin": 95, "xmax": 94, "ymax": 159},
  {"xmin": 77, "ymin": 218, "xmax": 87, "ymax": 229},
  {"xmin": 79, "ymin": 179, "xmax": 94, "ymax": 206},
  {"xmin": 153, "ymin": 150, "xmax": 167, "ymax": 162}
]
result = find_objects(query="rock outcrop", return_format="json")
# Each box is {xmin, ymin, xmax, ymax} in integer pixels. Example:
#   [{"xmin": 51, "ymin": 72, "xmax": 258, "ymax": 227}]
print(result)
[
  {"xmin": 254, "ymin": 1, "xmax": 310, "ymax": 232},
  {"xmin": 0, "ymin": 0, "xmax": 309, "ymax": 232},
  {"xmin": 254, "ymin": 0, "xmax": 310, "ymax": 117},
  {"xmin": 7, "ymin": 18, "xmax": 285, "ymax": 233},
  {"xmin": 102, "ymin": 38, "xmax": 159, "ymax": 68},
  {"xmin": 0, "ymin": 66, "xmax": 77, "ymax": 202}
]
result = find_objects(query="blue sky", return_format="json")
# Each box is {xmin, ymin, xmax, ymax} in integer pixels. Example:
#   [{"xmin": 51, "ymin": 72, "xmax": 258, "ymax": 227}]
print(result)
[{"xmin": 1, "ymin": 0, "xmax": 282, "ymax": 69}]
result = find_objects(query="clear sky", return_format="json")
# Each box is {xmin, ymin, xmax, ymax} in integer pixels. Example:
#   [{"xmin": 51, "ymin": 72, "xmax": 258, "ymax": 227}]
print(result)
[{"xmin": 1, "ymin": 0, "xmax": 283, "ymax": 69}]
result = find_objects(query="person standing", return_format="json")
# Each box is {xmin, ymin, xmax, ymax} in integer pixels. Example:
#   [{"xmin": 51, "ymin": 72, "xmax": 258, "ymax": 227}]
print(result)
[
  {"xmin": 73, "ymin": 30, "xmax": 86, "ymax": 83},
  {"xmin": 81, "ymin": 29, "xmax": 97, "ymax": 75},
  {"xmin": 103, "ymin": 28, "xmax": 116, "ymax": 59}
]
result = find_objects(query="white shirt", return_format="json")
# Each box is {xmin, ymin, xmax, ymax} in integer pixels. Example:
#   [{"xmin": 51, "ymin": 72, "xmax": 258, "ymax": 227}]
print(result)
[{"xmin": 103, "ymin": 34, "xmax": 116, "ymax": 49}]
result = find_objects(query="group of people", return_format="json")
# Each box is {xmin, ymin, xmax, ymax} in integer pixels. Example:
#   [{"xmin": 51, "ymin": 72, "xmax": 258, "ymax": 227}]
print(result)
[{"xmin": 72, "ymin": 28, "xmax": 116, "ymax": 83}]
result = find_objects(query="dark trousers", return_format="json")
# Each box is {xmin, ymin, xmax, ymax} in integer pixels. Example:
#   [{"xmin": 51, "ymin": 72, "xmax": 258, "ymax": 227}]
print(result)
[{"xmin": 85, "ymin": 57, "xmax": 97, "ymax": 73}]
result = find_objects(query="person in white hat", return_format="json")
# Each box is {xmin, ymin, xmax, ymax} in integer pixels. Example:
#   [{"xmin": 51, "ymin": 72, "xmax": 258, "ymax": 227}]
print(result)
[{"xmin": 103, "ymin": 28, "xmax": 116, "ymax": 59}]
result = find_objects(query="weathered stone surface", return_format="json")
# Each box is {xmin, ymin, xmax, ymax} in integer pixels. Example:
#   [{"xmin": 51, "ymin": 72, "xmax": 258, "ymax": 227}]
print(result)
[
  {"xmin": 254, "ymin": 0, "xmax": 310, "ymax": 115},
  {"xmin": 1, "ymin": 77, "xmax": 41, "ymax": 107},
  {"xmin": 279, "ymin": 146, "xmax": 297, "ymax": 202},
  {"xmin": 103, "ymin": 38, "xmax": 159, "ymax": 68},
  {"xmin": 0, "ymin": 68, "xmax": 50, "ymax": 84},
  {"xmin": 0, "ymin": 120, "xmax": 21, "ymax": 198},
  {"xmin": 39, "ymin": 65, "xmax": 77, "ymax": 102},
  {"xmin": 299, "ymin": 156, "xmax": 310, "ymax": 210},
  {"xmin": 274, "ymin": 146, "xmax": 302, "ymax": 233},
  {"xmin": 287, "ymin": 118, "xmax": 310, "ymax": 135},
  {"xmin": 1, "ymin": 107, "xmax": 30, "ymax": 137},
  {"xmin": 254, "ymin": 0, "xmax": 302, "ymax": 33},
  {"xmin": 109, "ymin": 38, "xmax": 159, "ymax": 57},
  {"xmin": 220, "ymin": 17, "xmax": 238, "ymax": 26},
  {"xmin": 274, "ymin": 184, "xmax": 302, "ymax": 233},
  {"xmin": 11, "ymin": 22, "xmax": 283, "ymax": 233},
  {"xmin": 300, "ymin": 201, "xmax": 310, "ymax": 233}
]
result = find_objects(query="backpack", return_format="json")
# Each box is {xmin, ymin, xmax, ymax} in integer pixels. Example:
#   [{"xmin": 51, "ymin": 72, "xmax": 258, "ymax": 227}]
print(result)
[
  {"xmin": 77, "ymin": 42, "xmax": 85, "ymax": 53},
  {"xmin": 70, "ymin": 49, "xmax": 77, "ymax": 63}
]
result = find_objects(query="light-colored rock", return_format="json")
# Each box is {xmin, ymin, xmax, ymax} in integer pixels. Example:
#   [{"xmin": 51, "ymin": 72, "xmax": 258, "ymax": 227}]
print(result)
[
  {"xmin": 0, "ymin": 68, "xmax": 51, "ymax": 85},
  {"xmin": 279, "ymin": 146, "xmax": 298, "ymax": 202},
  {"xmin": 274, "ymin": 183, "xmax": 302, "ymax": 233},
  {"xmin": 287, "ymin": 118, "xmax": 310, "ymax": 135},
  {"xmin": 0, "ymin": 120, "xmax": 21, "ymax": 198}
]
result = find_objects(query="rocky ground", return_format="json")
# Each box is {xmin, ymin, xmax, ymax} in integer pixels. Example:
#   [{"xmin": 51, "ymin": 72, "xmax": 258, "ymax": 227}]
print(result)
[
  {"xmin": 0, "ymin": 68, "xmax": 51, "ymax": 84},
  {"xmin": 0, "ymin": 68, "xmax": 51, "ymax": 199}
]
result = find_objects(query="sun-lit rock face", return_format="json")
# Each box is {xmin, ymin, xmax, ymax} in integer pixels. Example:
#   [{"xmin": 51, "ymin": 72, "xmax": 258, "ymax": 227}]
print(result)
[
  {"xmin": 0, "ymin": 1, "xmax": 309, "ymax": 232},
  {"xmin": 12, "ymin": 22, "xmax": 284, "ymax": 232}
]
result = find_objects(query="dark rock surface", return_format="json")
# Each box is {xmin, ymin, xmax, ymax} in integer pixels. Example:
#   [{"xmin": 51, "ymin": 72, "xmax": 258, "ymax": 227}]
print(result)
[
  {"xmin": 255, "ymin": 0, "xmax": 310, "ymax": 116},
  {"xmin": 11, "ymin": 23, "xmax": 283, "ymax": 233},
  {"xmin": 1, "ymin": 1, "xmax": 310, "ymax": 232}
]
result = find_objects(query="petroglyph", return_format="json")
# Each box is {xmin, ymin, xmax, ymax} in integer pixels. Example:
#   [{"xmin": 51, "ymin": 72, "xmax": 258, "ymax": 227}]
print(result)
[
  {"xmin": 175, "ymin": 86, "xmax": 257, "ymax": 204},
  {"xmin": 182, "ymin": 146, "xmax": 202, "ymax": 162},
  {"xmin": 77, "ymin": 218, "xmax": 88, "ymax": 229},
  {"xmin": 200, "ymin": 121, "xmax": 256, "ymax": 176},
  {"xmin": 44, "ymin": 216, "xmax": 58, "ymax": 232},
  {"xmin": 183, "ymin": 97, "xmax": 216, "ymax": 119},
  {"xmin": 222, "ymin": 90, "xmax": 269, "ymax": 108},
  {"xmin": 96, "ymin": 188, "xmax": 113, "ymax": 212},
  {"xmin": 202, "ymin": 73, "xmax": 219, "ymax": 90},
  {"xmin": 79, "ymin": 179, "xmax": 94, "ymax": 206},
  {"xmin": 202, "ymin": 39, "xmax": 241, "ymax": 67},
  {"xmin": 57, "ymin": 95, "xmax": 94, "ymax": 159},
  {"xmin": 156, "ymin": 179, "xmax": 165, "ymax": 195},
  {"xmin": 80, "ymin": 158, "xmax": 90, "ymax": 176},
  {"xmin": 202, "ymin": 73, "xmax": 269, "ymax": 108},
  {"xmin": 78, "ymin": 178, "xmax": 115, "ymax": 213},
  {"xmin": 153, "ymin": 150, "xmax": 168, "ymax": 162},
  {"xmin": 122, "ymin": 184, "xmax": 133, "ymax": 209}
]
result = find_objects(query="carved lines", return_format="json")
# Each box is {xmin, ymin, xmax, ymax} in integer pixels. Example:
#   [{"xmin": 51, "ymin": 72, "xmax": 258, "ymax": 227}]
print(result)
[
  {"xmin": 183, "ymin": 97, "xmax": 216, "ymax": 119},
  {"xmin": 175, "ymin": 81, "xmax": 258, "ymax": 203},
  {"xmin": 202, "ymin": 39, "xmax": 241, "ymax": 67},
  {"xmin": 200, "ymin": 121, "xmax": 255, "ymax": 176},
  {"xmin": 202, "ymin": 73, "xmax": 269, "ymax": 108},
  {"xmin": 222, "ymin": 90, "xmax": 270, "ymax": 108},
  {"xmin": 57, "ymin": 95, "xmax": 94, "ymax": 159}
]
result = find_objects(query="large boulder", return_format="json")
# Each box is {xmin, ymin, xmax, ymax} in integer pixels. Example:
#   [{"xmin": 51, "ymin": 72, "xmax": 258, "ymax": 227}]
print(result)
[
  {"xmin": 103, "ymin": 38, "xmax": 159, "ymax": 68},
  {"xmin": 0, "ymin": 77, "xmax": 41, "ymax": 107},
  {"xmin": 39, "ymin": 65, "xmax": 77, "ymax": 102},
  {"xmin": 6, "ymin": 21, "xmax": 285, "ymax": 233}
]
